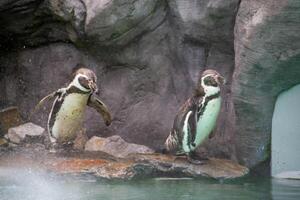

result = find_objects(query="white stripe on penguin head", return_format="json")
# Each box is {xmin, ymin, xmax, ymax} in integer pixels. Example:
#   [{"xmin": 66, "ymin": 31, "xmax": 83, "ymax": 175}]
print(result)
[
  {"xmin": 201, "ymin": 74, "xmax": 220, "ymax": 96},
  {"xmin": 69, "ymin": 74, "xmax": 91, "ymax": 92}
]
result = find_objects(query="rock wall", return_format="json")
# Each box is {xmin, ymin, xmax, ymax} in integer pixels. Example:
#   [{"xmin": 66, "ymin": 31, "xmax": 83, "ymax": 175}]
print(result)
[
  {"xmin": 233, "ymin": 0, "xmax": 300, "ymax": 167},
  {"xmin": 1, "ymin": 0, "xmax": 299, "ymax": 168}
]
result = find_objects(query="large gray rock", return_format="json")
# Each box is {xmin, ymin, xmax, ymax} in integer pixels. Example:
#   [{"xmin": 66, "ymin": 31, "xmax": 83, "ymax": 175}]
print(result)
[
  {"xmin": 85, "ymin": 135, "xmax": 154, "ymax": 158},
  {"xmin": 0, "ymin": 107, "xmax": 23, "ymax": 137},
  {"xmin": 233, "ymin": 0, "xmax": 300, "ymax": 167},
  {"xmin": 83, "ymin": 0, "xmax": 167, "ymax": 47},
  {"xmin": 6, "ymin": 122, "xmax": 45, "ymax": 144},
  {"xmin": 168, "ymin": 0, "xmax": 240, "ymax": 45},
  {"xmin": 0, "ymin": 0, "xmax": 240, "ymax": 160},
  {"xmin": 3, "ymin": 0, "xmax": 299, "ymax": 170},
  {"xmin": 0, "ymin": 0, "xmax": 85, "ymax": 47}
]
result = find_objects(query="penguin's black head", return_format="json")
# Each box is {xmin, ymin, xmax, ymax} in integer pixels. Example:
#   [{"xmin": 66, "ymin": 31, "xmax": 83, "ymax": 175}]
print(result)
[
  {"xmin": 71, "ymin": 64, "xmax": 98, "ymax": 94},
  {"xmin": 201, "ymin": 69, "xmax": 225, "ymax": 86},
  {"xmin": 195, "ymin": 69, "xmax": 225, "ymax": 96}
]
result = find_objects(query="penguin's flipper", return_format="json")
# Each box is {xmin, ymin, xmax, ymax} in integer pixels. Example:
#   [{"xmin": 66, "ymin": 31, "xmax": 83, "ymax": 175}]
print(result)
[
  {"xmin": 87, "ymin": 94, "xmax": 112, "ymax": 126},
  {"xmin": 28, "ymin": 91, "xmax": 58, "ymax": 120},
  {"xmin": 187, "ymin": 98, "xmax": 201, "ymax": 146},
  {"xmin": 188, "ymin": 110, "xmax": 197, "ymax": 145}
]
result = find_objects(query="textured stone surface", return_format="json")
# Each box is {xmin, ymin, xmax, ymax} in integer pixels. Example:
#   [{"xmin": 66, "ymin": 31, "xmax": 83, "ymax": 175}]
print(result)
[
  {"xmin": 0, "ymin": 0, "xmax": 86, "ymax": 48},
  {"xmin": 233, "ymin": 0, "xmax": 300, "ymax": 167},
  {"xmin": 0, "ymin": 107, "xmax": 23, "ymax": 136},
  {"xmin": 0, "ymin": 147, "xmax": 249, "ymax": 180},
  {"xmin": 0, "ymin": 138, "xmax": 8, "ymax": 147},
  {"xmin": 85, "ymin": 135, "xmax": 154, "ymax": 158},
  {"xmin": 1, "ymin": 0, "xmax": 299, "ymax": 169},
  {"xmin": 6, "ymin": 122, "xmax": 45, "ymax": 144},
  {"xmin": 84, "ymin": 0, "xmax": 166, "ymax": 47},
  {"xmin": 168, "ymin": 0, "xmax": 239, "ymax": 45},
  {"xmin": 0, "ymin": 0, "xmax": 240, "ymax": 164}
]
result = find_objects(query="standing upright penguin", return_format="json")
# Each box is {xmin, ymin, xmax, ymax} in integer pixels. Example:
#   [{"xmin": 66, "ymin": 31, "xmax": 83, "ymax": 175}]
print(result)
[
  {"xmin": 164, "ymin": 69, "xmax": 225, "ymax": 164},
  {"xmin": 33, "ymin": 64, "xmax": 112, "ymax": 148}
]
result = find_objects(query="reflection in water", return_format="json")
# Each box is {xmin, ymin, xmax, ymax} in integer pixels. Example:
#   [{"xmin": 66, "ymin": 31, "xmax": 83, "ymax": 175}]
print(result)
[
  {"xmin": 272, "ymin": 178, "xmax": 300, "ymax": 200},
  {"xmin": 0, "ymin": 167, "xmax": 300, "ymax": 200}
]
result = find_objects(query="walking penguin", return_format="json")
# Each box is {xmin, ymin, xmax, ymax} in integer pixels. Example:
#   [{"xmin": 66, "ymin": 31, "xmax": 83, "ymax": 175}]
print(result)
[
  {"xmin": 33, "ymin": 64, "xmax": 112, "ymax": 149},
  {"xmin": 164, "ymin": 69, "xmax": 225, "ymax": 164}
]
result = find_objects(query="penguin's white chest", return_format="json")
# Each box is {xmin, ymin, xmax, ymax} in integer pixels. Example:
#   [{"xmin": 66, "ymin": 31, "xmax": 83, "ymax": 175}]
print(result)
[
  {"xmin": 182, "ymin": 96, "xmax": 221, "ymax": 153},
  {"xmin": 51, "ymin": 93, "xmax": 89, "ymax": 142},
  {"xmin": 194, "ymin": 97, "xmax": 221, "ymax": 149}
]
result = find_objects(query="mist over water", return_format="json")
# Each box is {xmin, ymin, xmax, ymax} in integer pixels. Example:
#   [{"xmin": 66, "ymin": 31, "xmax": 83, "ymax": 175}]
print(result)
[
  {"xmin": 0, "ymin": 167, "xmax": 96, "ymax": 200},
  {"xmin": 0, "ymin": 167, "xmax": 300, "ymax": 200}
]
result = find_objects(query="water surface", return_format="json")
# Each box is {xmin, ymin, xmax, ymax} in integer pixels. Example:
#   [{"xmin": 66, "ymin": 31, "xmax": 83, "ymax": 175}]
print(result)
[{"xmin": 0, "ymin": 168, "xmax": 299, "ymax": 200}]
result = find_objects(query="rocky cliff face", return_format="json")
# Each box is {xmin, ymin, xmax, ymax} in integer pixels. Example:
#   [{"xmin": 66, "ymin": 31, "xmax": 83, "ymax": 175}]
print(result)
[
  {"xmin": 0, "ymin": 0, "xmax": 299, "ymax": 168},
  {"xmin": 233, "ymin": 0, "xmax": 300, "ymax": 167}
]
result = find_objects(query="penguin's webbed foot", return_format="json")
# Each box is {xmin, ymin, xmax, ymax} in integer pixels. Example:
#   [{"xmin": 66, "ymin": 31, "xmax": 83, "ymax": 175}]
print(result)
[
  {"xmin": 48, "ymin": 142, "xmax": 75, "ymax": 153},
  {"xmin": 48, "ymin": 142, "xmax": 59, "ymax": 153},
  {"xmin": 61, "ymin": 141, "xmax": 74, "ymax": 151},
  {"xmin": 187, "ymin": 152, "xmax": 207, "ymax": 165},
  {"xmin": 187, "ymin": 156, "xmax": 205, "ymax": 165}
]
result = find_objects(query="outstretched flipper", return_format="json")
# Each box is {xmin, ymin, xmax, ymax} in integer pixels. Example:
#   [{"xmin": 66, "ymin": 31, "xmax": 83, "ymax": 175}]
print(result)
[
  {"xmin": 28, "ymin": 91, "xmax": 57, "ymax": 121},
  {"xmin": 29, "ymin": 88, "xmax": 67, "ymax": 121},
  {"xmin": 87, "ymin": 94, "xmax": 112, "ymax": 126}
]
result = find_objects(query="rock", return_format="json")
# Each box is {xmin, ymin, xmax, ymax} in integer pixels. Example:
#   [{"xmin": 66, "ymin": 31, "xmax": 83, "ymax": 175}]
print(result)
[
  {"xmin": 233, "ymin": 0, "xmax": 300, "ymax": 167},
  {"xmin": 73, "ymin": 129, "xmax": 89, "ymax": 150},
  {"xmin": 6, "ymin": 123, "xmax": 45, "ymax": 144},
  {"xmin": 3, "ymin": 0, "xmax": 298, "ymax": 171},
  {"xmin": 168, "ymin": 0, "xmax": 240, "ymax": 45},
  {"xmin": 0, "ymin": 0, "xmax": 239, "ymax": 161},
  {"xmin": 0, "ymin": 138, "xmax": 8, "ymax": 147},
  {"xmin": 0, "ymin": 107, "xmax": 23, "ymax": 136},
  {"xmin": 0, "ymin": 146, "xmax": 249, "ymax": 180},
  {"xmin": 0, "ymin": 0, "xmax": 86, "ymax": 48},
  {"xmin": 44, "ymin": 156, "xmax": 248, "ymax": 180},
  {"xmin": 84, "ymin": 0, "xmax": 166, "ymax": 47},
  {"xmin": 85, "ymin": 135, "xmax": 154, "ymax": 158}
]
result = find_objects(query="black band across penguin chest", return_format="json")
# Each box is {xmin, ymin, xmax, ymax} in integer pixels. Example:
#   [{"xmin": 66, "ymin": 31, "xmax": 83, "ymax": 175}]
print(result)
[{"xmin": 197, "ymin": 91, "xmax": 220, "ymax": 119}]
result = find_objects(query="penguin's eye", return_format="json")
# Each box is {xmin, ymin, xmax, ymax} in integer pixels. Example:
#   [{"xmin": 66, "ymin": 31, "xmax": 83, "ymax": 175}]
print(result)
[
  {"xmin": 203, "ymin": 76, "xmax": 218, "ymax": 87},
  {"xmin": 78, "ymin": 76, "xmax": 90, "ymax": 89}
]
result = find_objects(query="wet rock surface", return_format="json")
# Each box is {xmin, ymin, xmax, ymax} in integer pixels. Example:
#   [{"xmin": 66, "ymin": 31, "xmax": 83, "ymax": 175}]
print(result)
[{"xmin": 0, "ymin": 146, "xmax": 249, "ymax": 180}]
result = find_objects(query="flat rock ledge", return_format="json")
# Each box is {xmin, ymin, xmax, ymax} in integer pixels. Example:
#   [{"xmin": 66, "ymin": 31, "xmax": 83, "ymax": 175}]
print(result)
[{"xmin": 0, "ymin": 147, "xmax": 249, "ymax": 180}]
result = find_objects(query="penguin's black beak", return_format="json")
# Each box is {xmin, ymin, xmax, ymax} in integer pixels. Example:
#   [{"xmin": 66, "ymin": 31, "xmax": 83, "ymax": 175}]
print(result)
[{"xmin": 89, "ymin": 81, "xmax": 99, "ymax": 94}]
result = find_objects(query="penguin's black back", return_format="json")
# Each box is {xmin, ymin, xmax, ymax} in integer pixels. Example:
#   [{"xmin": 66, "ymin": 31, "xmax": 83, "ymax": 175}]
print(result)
[{"xmin": 170, "ymin": 96, "xmax": 202, "ymax": 152}]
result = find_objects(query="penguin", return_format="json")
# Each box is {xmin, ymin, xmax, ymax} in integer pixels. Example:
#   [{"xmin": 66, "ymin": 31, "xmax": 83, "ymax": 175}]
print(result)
[
  {"xmin": 164, "ymin": 69, "xmax": 225, "ymax": 164},
  {"xmin": 33, "ymin": 64, "xmax": 112, "ymax": 148}
]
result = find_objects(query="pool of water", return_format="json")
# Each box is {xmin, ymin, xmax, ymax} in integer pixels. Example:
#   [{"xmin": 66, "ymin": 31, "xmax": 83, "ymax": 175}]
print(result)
[{"xmin": 0, "ymin": 168, "xmax": 299, "ymax": 200}]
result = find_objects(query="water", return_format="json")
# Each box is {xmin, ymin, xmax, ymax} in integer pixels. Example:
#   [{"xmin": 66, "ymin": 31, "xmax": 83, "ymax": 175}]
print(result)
[{"xmin": 0, "ymin": 168, "xmax": 300, "ymax": 200}]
